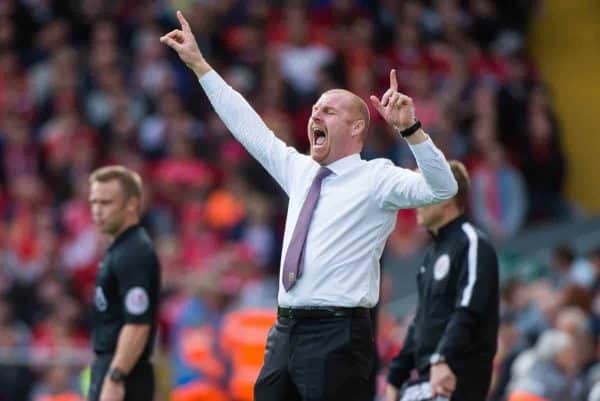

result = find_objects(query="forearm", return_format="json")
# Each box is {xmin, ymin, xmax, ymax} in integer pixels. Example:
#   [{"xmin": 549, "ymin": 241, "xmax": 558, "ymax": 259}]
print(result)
[
  {"xmin": 406, "ymin": 133, "xmax": 457, "ymax": 201},
  {"xmin": 403, "ymin": 128, "xmax": 428, "ymax": 145},
  {"xmin": 190, "ymin": 58, "xmax": 212, "ymax": 80},
  {"xmin": 110, "ymin": 324, "xmax": 151, "ymax": 374},
  {"xmin": 435, "ymin": 309, "xmax": 478, "ymax": 369},
  {"xmin": 387, "ymin": 349, "xmax": 415, "ymax": 388}
]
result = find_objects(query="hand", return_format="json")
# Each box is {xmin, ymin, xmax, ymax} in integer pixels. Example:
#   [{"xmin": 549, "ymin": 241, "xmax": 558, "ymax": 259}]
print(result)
[
  {"xmin": 160, "ymin": 10, "xmax": 210, "ymax": 76},
  {"xmin": 429, "ymin": 362, "xmax": 456, "ymax": 399},
  {"xmin": 370, "ymin": 69, "xmax": 417, "ymax": 131},
  {"xmin": 99, "ymin": 378, "xmax": 125, "ymax": 401},
  {"xmin": 384, "ymin": 383, "xmax": 400, "ymax": 401}
]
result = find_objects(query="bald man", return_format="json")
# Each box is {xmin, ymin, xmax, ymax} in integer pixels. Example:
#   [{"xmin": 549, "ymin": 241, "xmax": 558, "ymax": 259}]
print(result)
[{"xmin": 162, "ymin": 11, "xmax": 457, "ymax": 401}]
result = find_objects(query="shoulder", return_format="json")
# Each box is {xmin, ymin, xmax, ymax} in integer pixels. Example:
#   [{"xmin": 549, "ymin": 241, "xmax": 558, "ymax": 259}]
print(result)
[
  {"xmin": 459, "ymin": 221, "xmax": 490, "ymax": 245},
  {"xmin": 458, "ymin": 221, "xmax": 498, "ymax": 258},
  {"xmin": 112, "ymin": 228, "xmax": 158, "ymax": 268},
  {"xmin": 364, "ymin": 158, "xmax": 405, "ymax": 178},
  {"xmin": 365, "ymin": 158, "xmax": 394, "ymax": 168}
]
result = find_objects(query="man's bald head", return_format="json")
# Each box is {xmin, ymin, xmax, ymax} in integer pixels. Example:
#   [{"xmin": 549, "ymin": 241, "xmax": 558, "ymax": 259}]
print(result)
[{"xmin": 323, "ymin": 89, "xmax": 370, "ymax": 141}]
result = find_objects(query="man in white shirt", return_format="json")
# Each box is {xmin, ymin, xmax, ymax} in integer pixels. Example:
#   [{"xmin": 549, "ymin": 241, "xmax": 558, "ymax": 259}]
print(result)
[{"xmin": 161, "ymin": 11, "xmax": 457, "ymax": 401}]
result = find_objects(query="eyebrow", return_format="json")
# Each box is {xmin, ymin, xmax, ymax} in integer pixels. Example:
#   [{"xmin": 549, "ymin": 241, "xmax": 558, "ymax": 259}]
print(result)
[{"xmin": 313, "ymin": 104, "xmax": 337, "ymax": 112}]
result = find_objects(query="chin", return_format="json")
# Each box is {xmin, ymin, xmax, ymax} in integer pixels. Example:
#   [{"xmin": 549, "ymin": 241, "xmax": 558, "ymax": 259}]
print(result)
[{"xmin": 310, "ymin": 148, "xmax": 329, "ymax": 164}]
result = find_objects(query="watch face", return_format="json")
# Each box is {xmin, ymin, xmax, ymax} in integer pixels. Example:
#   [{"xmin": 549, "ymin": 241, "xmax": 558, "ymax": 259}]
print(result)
[
  {"xmin": 109, "ymin": 368, "xmax": 126, "ymax": 382},
  {"xmin": 430, "ymin": 354, "xmax": 443, "ymax": 365}
]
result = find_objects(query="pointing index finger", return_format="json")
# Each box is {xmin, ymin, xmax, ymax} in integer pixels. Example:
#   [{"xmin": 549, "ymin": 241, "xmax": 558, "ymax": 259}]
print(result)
[
  {"xmin": 177, "ymin": 10, "xmax": 191, "ymax": 32},
  {"xmin": 390, "ymin": 69, "xmax": 398, "ymax": 91}
]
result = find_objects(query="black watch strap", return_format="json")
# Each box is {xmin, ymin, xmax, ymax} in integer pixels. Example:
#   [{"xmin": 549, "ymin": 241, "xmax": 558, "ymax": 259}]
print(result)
[
  {"xmin": 397, "ymin": 120, "xmax": 422, "ymax": 138},
  {"xmin": 108, "ymin": 367, "xmax": 127, "ymax": 383}
]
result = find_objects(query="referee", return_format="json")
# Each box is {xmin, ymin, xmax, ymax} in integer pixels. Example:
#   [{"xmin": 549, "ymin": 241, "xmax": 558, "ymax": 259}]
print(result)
[
  {"xmin": 386, "ymin": 161, "xmax": 499, "ymax": 401},
  {"xmin": 88, "ymin": 166, "xmax": 160, "ymax": 401}
]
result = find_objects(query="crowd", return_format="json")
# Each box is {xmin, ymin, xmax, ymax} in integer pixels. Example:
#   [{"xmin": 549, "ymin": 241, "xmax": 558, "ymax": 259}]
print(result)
[{"xmin": 0, "ymin": 0, "xmax": 588, "ymax": 400}]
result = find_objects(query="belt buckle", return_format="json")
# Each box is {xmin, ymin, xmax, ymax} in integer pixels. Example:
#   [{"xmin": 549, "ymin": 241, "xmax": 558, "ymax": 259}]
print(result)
[
  {"xmin": 285, "ymin": 308, "xmax": 297, "ymax": 319},
  {"xmin": 331, "ymin": 308, "xmax": 345, "ymax": 317}
]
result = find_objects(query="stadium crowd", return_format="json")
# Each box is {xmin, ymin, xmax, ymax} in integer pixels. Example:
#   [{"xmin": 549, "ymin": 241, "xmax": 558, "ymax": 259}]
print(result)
[{"xmin": 0, "ymin": 0, "xmax": 595, "ymax": 400}]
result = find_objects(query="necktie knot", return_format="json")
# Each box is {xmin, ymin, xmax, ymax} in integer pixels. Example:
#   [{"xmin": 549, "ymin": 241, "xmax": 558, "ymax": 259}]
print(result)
[{"xmin": 315, "ymin": 167, "xmax": 332, "ymax": 182}]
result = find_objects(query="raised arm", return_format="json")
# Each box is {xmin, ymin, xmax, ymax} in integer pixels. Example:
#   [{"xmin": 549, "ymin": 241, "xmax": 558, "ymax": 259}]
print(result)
[
  {"xmin": 160, "ymin": 11, "xmax": 310, "ymax": 194},
  {"xmin": 370, "ymin": 70, "xmax": 457, "ymax": 209}
]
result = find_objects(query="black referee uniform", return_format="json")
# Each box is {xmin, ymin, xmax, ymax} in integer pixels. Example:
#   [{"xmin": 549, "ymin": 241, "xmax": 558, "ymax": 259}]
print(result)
[
  {"xmin": 388, "ymin": 215, "xmax": 499, "ymax": 401},
  {"xmin": 89, "ymin": 225, "xmax": 160, "ymax": 401}
]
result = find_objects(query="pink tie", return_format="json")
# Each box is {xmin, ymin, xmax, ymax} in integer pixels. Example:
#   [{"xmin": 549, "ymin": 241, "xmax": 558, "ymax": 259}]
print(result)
[{"xmin": 282, "ymin": 167, "xmax": 332, "ymax": 291}]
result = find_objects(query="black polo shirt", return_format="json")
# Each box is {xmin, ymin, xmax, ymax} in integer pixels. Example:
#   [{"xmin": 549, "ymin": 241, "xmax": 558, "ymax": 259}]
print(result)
[
  {"xmin": 388, "ymin": 215, "xmax": 499, "ymax": 391},
  {"xmin": 92, "ymin": 225, "xmax": 160, "ymax": 361}
]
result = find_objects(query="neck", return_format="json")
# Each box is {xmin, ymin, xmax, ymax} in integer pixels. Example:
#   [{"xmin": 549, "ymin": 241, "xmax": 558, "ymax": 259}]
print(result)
[
  {"xmin": 428, "ymin": 209, "xmax": 462, "ymax": 235},
  {"xmin": 109, "ymin": 218, "xmax": 139, "ymax": 243},
  {"xmin": 325, "ymin": 146, "xmax": 362, "ymax": 165}
]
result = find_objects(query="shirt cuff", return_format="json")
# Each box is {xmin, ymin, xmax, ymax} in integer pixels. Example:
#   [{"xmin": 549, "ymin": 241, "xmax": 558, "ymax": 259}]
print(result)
[{"xmin": 198, "ymin": 69, "xmax": 224, "ymax": 96}]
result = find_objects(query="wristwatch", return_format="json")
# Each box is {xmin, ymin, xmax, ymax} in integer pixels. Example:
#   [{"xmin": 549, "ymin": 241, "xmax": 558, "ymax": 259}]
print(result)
[
  {"xmin": 108, "ymin": 367, "xmax": 127, "ymax": 383},
  {"xmin": 429, "ymin": 353, "xmax": 446, "ymax": 366},
  {"xmin": 396, "ymin": 119, "xmax": 422, "ymax": 138}
]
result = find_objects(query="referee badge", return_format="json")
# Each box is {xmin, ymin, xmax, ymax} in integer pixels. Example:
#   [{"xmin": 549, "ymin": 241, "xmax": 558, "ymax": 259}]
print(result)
[
  {"xmin": 433, "ymin": 254, "xmax": 450, "ymax": 280},
  {"xmin": 125, "ymin": 287, "xmax": 149, "ymax": 315}
]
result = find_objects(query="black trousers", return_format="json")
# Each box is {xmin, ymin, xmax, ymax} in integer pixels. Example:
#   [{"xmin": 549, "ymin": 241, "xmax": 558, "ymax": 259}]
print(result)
[
  {"xmin": 88, "ymin": 354, "xmax": 154, "ymax": 401},
  {"xmin": 254, "ymin": 311, "xmax": 376, "ymax": 401}
]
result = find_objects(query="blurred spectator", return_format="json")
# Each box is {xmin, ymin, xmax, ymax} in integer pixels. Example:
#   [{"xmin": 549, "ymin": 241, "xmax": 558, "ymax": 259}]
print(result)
[
  {"xmin": 490, "ymin": 312, "xmax": 528, "ymax": 401},
  {"xmin": 0, "ymin": 296, "xmax": 32, "ymax": 401},
  {"xmin": 30, "ymin": 366, "xmax": 84, "ymax": 401},
  {"xmin": 507, "ymin": 330, "xmax": 584, "ymax": 401},
  {"xmin": 547, "ymin": 245, "xmax": 576, "ymax": 289},
  {"xmin": 469, "ymin": 129, "xmax": 527, "ymax": 240},
  {"xmin": 277, "ymin": 5, "xmax": 333, "ymax": 100},
  {"xmin": 520, "ymin": 97, "xmax": 569, "ymax": 223}
]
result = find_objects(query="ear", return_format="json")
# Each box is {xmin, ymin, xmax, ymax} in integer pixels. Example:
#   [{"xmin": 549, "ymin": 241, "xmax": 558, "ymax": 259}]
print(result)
[
  {"xmin": 351, "ymin": 119, "xmax": 366, "ymax": 138},
  {"xmin": 126, "ymin": 197, "xmax": 141, "ymax": 214}
]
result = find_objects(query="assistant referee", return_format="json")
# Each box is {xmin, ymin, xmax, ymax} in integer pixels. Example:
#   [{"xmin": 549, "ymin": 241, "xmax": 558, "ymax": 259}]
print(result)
[
  {"xmin": 386, "ymin": 161, "xmax": 499, "ymax": 401},
  {"xmin": 88, "ymin": 166, "xmax": 161, "ymax": 401}
]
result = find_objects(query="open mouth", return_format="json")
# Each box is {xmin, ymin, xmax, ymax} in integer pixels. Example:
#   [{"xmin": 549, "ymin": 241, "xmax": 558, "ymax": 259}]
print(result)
[{"xmin": 313, "ymin": 128, "xmax": 327, "ymax": 146}]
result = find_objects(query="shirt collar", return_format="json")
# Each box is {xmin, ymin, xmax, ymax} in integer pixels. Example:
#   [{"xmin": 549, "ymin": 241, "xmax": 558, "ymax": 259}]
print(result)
[
  {"xmin": 324, "ymin": 153, "xmax": 362, "ymax": 176},
  {"xmin": 431, "ymin": 214, "xmax": 467, "ymax": 242},
  {"xmin": 108, "ymin": 223, "xmax": 141, "ymax": 251}
]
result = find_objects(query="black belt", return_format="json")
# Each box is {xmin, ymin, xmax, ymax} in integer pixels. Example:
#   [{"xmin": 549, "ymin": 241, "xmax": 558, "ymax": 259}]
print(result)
[{"xmin": 277, "ymin": 306, "xmax": 370, "ymax": 319}]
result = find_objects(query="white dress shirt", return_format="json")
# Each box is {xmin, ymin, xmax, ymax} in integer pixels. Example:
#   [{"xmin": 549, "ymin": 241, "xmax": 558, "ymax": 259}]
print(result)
[{"xmin": 200, "ymin": 70, "xmax": 458, "ymax": 308}]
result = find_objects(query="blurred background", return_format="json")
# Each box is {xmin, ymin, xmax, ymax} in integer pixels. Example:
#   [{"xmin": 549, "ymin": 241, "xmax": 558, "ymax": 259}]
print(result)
[{"xmin": 0, "ymin": 0, "xmax": 599, "ymax": 400}]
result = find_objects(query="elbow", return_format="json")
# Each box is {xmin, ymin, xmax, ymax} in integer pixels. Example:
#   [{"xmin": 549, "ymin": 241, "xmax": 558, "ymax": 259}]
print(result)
[{"xmin": 432, "ymin": 177, "xmax": 458, "ymax": 202}]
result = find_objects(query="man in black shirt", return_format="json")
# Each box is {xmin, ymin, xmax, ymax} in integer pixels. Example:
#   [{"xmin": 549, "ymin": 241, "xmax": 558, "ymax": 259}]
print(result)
[
  {"xmin": 88, "ymin": 166, "xmax": 160, "ymax": 401},
  {"xmin": 386, "ymin": 161, "xmax": 499, "ymax": 401}
]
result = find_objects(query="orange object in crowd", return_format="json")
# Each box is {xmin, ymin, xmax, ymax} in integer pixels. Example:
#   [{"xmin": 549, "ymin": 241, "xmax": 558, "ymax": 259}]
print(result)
[
  {"xmin": 221, "ymin": 309, "xmax": 276, "ymax": 401},
  {"xmin": 170, "ymin": 381, "xmax": 228, "ymax": 401},
  {"xmin": 35, "ymin": 393, "xmax": 85, "ymax": 401},
  {"xmin": 507, "ymin": 390, "xmax": 550, "ymax": 401},
  {"xmin": 180, "ymin": 325, "xmax": 225, "ymax": 380},
  {"xmin": 221, "ymin": 309, "xmax": 276, "ymax": 367},
  {"xmin": 229, "ymin": 365, "xmax": 263, "ymax": 401},
  {"xmin": 204, "ymin": 189, "xmax": 246, "ymax": 230}
]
